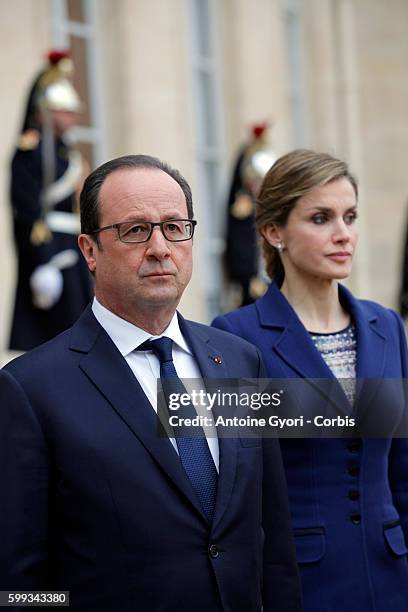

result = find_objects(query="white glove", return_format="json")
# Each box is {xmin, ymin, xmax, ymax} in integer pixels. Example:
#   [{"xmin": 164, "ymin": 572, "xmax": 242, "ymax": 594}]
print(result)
[{"xmin": 30, "ymin": 264, "xmax": 64, "ymax": 310}]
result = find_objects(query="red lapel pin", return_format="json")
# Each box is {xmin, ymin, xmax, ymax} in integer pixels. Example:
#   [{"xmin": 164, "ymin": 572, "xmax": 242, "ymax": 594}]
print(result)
[{"xmin": 209, "ymin": 355, "xmax": 222, "ymax": 364}]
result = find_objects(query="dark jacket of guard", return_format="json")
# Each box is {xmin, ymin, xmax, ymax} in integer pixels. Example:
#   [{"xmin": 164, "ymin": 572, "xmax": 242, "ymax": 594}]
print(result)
[
  {"xmin": 225, "ymin": 147, "xmax": 259, "ymax": 305},
  {"xmin": 9, "ymin": 134, "xmax": 92, "ymax": 351}
]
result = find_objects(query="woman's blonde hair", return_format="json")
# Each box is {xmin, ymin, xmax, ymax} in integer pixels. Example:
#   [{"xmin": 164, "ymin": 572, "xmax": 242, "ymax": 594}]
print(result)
[{"xmin": 256, "ymin": 149, "xmax": 358, "ymax": 280}]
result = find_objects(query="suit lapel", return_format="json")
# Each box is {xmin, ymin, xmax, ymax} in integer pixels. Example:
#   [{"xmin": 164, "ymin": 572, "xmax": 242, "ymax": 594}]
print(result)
[
  {"xmin": 341, "ymin": 286, "xmax": 386, "ymax": 379},
  {"xmin": 257, "ymin": 284, "xmax": 351, "ymax": 416},
  {"xmin": 340, "ymin": 286, "xmax": 387, "ymax": 420},
  {"xmin": 69, "ymin": 307, "xmax": 207, "ymax": 520},
  {"xmin": 257, "ymin": 283, "xmax": 335, "ymax": 379},
  {"xmin": 257, "ymin": 283, "xmax": 388, "ymax": 422},
  {"xmin": 264, "ymin": 283, "xmax": 387, "ymax": 379},
  {"xmin": 179, "ymin": 315, "xmax": 239, "ymax": 530}
]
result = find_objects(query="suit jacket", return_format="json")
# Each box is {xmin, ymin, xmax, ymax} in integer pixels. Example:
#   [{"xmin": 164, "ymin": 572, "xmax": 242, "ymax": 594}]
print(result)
[
  {"xmin": 213, "ymin": 281, "xmax": 408, "ymax": 612},
  {"xmin": 0, "ymin": 305, "xmax": 302, "ymax": 612}
]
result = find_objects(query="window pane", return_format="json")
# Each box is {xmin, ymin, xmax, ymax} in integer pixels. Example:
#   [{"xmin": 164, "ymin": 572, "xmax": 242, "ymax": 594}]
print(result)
[
  {"xmin": 193, "ymin": 0, "xmax": 211, "ymax": 57},
  {"xmin": 69, "ymin": 34, "xmax": 91, "ymax": 127},
  {"xmin": 197, "ymin": 71, "xmax": 217, "ymax": 148},
  {"xmin": 76, "ymin": 141, "xmax": 94, "ymax": 173},
  {"xmin": 68, "ymin": 0, "xmax": 86, "ymax": 23},
  {"xmin": 203, "ymin": 160, "xmax": 219, "ymax": 218}
]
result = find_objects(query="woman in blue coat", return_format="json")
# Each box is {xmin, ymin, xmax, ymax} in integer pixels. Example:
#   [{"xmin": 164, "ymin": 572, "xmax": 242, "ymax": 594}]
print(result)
[{"xmin": 213, "ymin": 149, "xmax": 408, "ymax": 611}]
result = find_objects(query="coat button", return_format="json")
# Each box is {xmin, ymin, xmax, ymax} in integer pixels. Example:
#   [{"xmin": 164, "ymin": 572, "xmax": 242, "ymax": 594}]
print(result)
[
  {"xmin": 348, "ymin": 489, "xmax": 360, "ymax": 501},
  {"xmin": 348, "ymin": 464, "xmax": 359, "ymax": 477},
  {"xmin": 209, "ymin": 544, "xmax": 219, "ymax": 558},
  {"xmin": 350, "ymin": 512, "xmax": 361, "ymax": 524},
  {"xmin": 347, "ymin": 439, "xmax": 362, "ymax": 452}
]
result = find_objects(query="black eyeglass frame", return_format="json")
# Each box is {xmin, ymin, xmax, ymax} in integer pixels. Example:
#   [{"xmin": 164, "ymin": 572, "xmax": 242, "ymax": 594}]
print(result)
[{"xmin": 88, "ymin": 219, "xmax": 197, "ymax": 244}]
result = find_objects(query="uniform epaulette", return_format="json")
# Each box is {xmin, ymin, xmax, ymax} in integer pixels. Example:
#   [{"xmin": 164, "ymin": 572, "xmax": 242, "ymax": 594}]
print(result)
[{"xmin": 18, "ymin": 129, "xmax": 40, "ymax": 151}]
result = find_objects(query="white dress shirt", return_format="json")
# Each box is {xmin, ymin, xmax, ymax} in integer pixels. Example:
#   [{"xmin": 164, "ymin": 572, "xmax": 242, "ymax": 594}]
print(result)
[{"xmin": 92, "ymin": 298, "xmax": 219, "ymax": 470}]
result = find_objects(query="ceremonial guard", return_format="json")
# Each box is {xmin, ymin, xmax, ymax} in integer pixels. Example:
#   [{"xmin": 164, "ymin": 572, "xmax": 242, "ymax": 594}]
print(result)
[
  {"xmin": 225, "ymin": 122, "xmax": 276, "ymax": 306},
  {"xmin": 9, "ymin": 51, "xmax": 92, "ymax": 351}
]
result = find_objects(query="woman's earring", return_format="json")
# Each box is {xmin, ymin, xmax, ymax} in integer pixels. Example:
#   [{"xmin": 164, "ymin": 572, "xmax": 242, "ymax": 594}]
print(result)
[{"xmin": 275, "ymin": 242, "xmax": 284, "ymax": 254}]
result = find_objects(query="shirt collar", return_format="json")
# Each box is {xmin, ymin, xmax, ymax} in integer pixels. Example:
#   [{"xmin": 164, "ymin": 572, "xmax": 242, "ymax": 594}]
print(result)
[{"xmin": 92, "ymin": 297, "xmax": 191, "ymax": 357}]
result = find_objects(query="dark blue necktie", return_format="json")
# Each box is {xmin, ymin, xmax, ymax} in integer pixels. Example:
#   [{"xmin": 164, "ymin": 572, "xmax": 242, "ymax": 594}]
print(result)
[{"xmin": 138, "ymin": 337, "xmax": 218, "ymax": 522}]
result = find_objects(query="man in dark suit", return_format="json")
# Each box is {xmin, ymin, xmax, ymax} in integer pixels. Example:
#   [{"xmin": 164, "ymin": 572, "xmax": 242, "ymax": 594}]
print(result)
[{"xmin": 0, "ymin": 155, "xmax": 302, "ymax": 611}]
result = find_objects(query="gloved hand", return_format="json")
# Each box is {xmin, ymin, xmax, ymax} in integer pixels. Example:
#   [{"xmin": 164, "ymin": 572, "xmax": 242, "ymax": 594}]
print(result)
[{"xmin": 30, "ymin": 264, "xmax": 64, "ymax": 310}]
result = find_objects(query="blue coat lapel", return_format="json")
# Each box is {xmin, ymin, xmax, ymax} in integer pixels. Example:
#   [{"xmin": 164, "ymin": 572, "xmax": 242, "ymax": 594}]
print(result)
[
  {"xmin": 69, "ymin": 307, "xmax": 207, "ymax": 522},
  {"xmin": 339, "ymin": 285, "xmax": 387, "ymax": 379},
  {"xmin": 256, "ymin": 282, "xmax": 388, "ymax": 421},
  {"xmin": 257, "ymin": 282, "xmax": 387, "ymax": 379},
  {"xmin": 339, "ymin": 286, "xmax": 387, "ymax": 419},
  {"xmin": 256, "ymin": 283, "xmax": 335, "ymax": 379},
  {"xmin": 178, "ymin": 314, "xmax": 239, "ymax": 531}
]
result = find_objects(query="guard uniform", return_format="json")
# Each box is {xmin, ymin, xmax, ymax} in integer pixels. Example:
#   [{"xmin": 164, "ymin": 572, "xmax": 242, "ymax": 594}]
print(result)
[
  {"xmin": 8, "ymin": 51, "xmax": 92, "ymax": 351},
  {"xmin": 225, "ymin": 123, "xmax": 275, "ymax": 306}
]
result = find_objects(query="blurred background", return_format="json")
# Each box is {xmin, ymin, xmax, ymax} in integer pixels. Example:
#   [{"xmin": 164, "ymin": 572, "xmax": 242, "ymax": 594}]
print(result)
[{"xmin": 1, "ymin": 0, "xmax": 408, "ymax": 365}]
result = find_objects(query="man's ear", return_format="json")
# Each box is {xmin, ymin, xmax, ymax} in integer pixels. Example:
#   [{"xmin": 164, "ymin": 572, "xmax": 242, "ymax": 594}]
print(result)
[
  {"xmin": 261, "ymin": 224, "xmax": 283, "ymax": 247},
  {"xmin": 78, "ymin": 234, "xmax": 97, "ymax": 273}
]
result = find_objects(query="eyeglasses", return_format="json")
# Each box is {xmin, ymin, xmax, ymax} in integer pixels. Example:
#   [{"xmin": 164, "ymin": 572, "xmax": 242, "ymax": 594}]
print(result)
[{"xmin": 89, "ymin": 219, "xmax": 197, "ymax": 244}]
